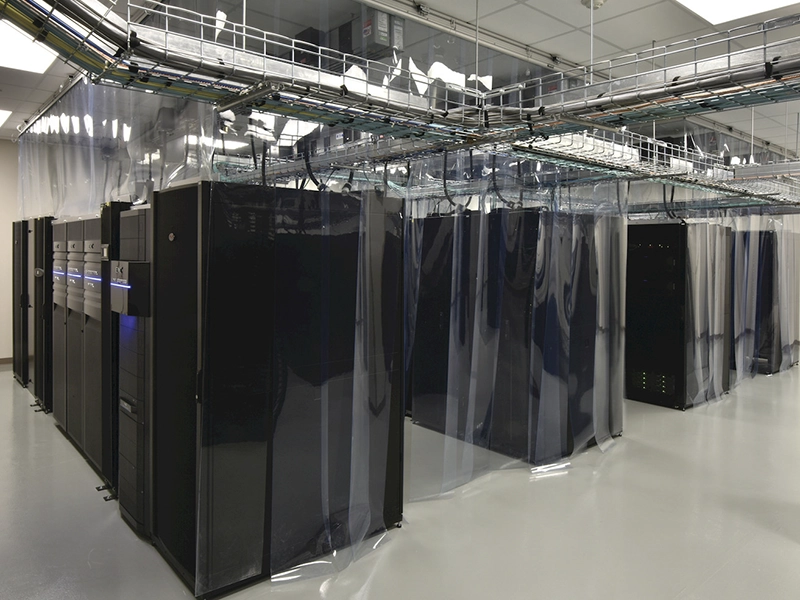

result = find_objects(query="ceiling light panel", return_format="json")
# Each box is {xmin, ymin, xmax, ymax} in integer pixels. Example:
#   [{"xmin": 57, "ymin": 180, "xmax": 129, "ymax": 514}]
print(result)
[
  {"xmin": 0, "ymin": 110, "xmax": 11, "ymax": 128},
  {"xmin": 0, "ymin": 21, "xmax": 58, "ymax": 74},
  {"xmin": 674, "ymin": 0, "xmax": 800, "ymax": 25}
]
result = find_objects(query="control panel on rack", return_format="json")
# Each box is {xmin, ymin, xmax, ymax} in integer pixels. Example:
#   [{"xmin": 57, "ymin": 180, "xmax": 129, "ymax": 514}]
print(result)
[{"xmin": 110, "ymin": 261, "xmax": 150, "ymax": 317}]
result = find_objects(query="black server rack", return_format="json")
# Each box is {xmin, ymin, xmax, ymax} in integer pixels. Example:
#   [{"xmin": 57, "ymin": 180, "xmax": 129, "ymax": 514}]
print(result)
[
  {"xmin": 409, "ymin": 209, "xmax": 608, "ymax": 465},
  {"xmin": 626, "ymin": 223, "xmax": 688, "ymax": 409},
  {"xmin": 410, "ymin": 211, "xmax": 483, "ymax": 442},
  {"xmin": 152, "ymin": 184, "xmax": 198, "ymax": 585},
  {"xmin": 51, "ymin": 209, "xmax": 127, "ymax": 487},
  {"xmin": 26, "ymin": 221, "xmax": 37, "ymax": 391},
  {"xmin": 755, "ymin": 230, "xmax": 781, "ymax": 375},
  {"xmin": 528, "ymin": 212, "xmax": 574, "ymax": 464},
  {"xmin": 625, "ymin": 222, "xmax": 732, "ymax": 409},
  {"xmin": 730, "ymin": 229, "xmax": 743, "ymax": 375},
  {"xmin": 12, "ymin": 221, "xmax": 29, "ymax": 386},
  {"xmin": 566, "ymin": 214, "xmax": 599, "ymax": 453},
  {"xmin": 601, "ymin": 216, "xmax": 627, "ymax": 441},
  {"xmin": 794, "ymin": 233, "xmax": 800, "ymax": 366},
  {"xmin": 488, "ymin": 208, "xmax": 540, "ymax": 459},
  {"xmin": 150, "ymin": 182, "xmax": 404, "ymax": 595},
  {"xmin": 721, "ymin": 227, "xmax": 733, "ymax": 392},
  {"xmin": 82, "ymin": 219, "xmax": 103, "ymax": 472},
  {"xmin": 111, "ymin": 206, "xmax": 151, "ymax": 535},
  {"xmin": 29, "ymin": 217, "xmax": 54, "ymax": 411},
  {"xmin": 65, "ymin": 221, "xmax": 85, "ymax": 444},
  {"xmin": 52, "ymin": 223, "xmax": 68, "ymax": 430},
  {"xmin": 100, "ymin": 203, "xmax": 128, "ymax": 493}
]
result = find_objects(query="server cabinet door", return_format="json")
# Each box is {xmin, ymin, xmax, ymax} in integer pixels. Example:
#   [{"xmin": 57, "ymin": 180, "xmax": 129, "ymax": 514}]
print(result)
[
  {"xmin": 195, "ymin": 183, "xmax": 273, "ymax": 595},
  {"xmin": 66, "ymin": 221, "xmax": 85, "ymax": 446},
  {"xmin": 490, "ymin": 209, "xmax": 539, "ymax": 459},
  {"xmin": 625, "ymin": 223, "xmax": 688, "ymax": 409},
  {"xmin": 567, "ymin": 214, "xmax": 598, "ymax": 452},
  {"xmin": 27, "ymin": 221, "xmax": 36, "ymax": 389},
  {"xmin": 410, "ymin": 211, "xmax": 482, "ymax": 440},
  {"xmin": 101, "ymin": 203, "xmax": 127, "ymax": 488},
  {"xmin": 66, "ymin": 310, "xmax": 85, "ymax": 445},
  {"xmin": 53, "ymin": 223, "xmax": 69, "ymax": 429},
  {"xmin": 83, "ymin": 316, "xmax": 103, "ymax": 470},
  {"xmin": 33, "ymin": 218, "xmax": 54, "ymax": 411},
  {"xmin": 12, "ymin": 221, "xmax": 29, "ymax": 386},
  {"xmin": 83, "ymin": 218, "xmax": 105, "ymax": 476},
  {"xmin": 409, "ymin": 215, "xmax": 455, "ymax": 427},
  {"xmin": 52, "ymin": 305, "xmax": 68, "ymax": 429},
  {"xmin": 152, "ymin": 185, "xmax": 201, "ymax": 587},
  {"xmin": 756, "ymin": 231, "xmax": 781, "ymax": 374},
  {"xmin": 115, "ymin": 206, "xmax": 148, "ymax": 535}
]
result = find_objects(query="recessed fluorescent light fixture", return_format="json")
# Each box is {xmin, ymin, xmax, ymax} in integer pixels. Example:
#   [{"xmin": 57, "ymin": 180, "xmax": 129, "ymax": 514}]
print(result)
[
  {"xmin": 674, "ymin": 0, "xmax": 800, "ymax": 25},
  {"xmin": 0, "ymin": 21, "xmax": 58, "ymax": 73},
  {"xmin": 0, "ymin": 110, "xmax": 11, "ymax": 128}
]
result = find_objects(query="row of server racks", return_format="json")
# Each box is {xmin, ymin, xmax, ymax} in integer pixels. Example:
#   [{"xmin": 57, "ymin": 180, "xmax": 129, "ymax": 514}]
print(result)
[
  {"xmin": 625, "ymin": 222, "xmax": 795, "ymax": 410},
  {"xmin": 12, "ymin": 181, "xmax": 405, "ymax": 597},
  {"xmin": 12, "ymin": 218, "xmax": 53, "ymax": 410},
  {"xmin": 13, "ymin": 197, "xmax": 795, "ymax": 594},
  {"xmin": 407, "ymin": 207, "xmax": 625, "ymax": 465}
]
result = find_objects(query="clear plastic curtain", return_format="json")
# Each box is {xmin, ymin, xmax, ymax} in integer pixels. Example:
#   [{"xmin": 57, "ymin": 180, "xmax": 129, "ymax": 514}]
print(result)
[
  {"xmin": 18, "ymin": 78, "xmax": 215, "ymax": 219},
  {"xmin": 684, "ymin": 221, "xmax": 733, "ymax": 406},
  {"xmin": 776, "ymin": 213, "xmax": 800, "ymax": 371},
  {"xmin": 726, "ymin": 209, "xmax": 799, "ymax": 384},
  {"xmin": 730, "ymin": 213, "xmax": 763, "ymax": 382},
  {"xmin": 404, "ymin": 151, "xmax": 627, "ymax": 500}
]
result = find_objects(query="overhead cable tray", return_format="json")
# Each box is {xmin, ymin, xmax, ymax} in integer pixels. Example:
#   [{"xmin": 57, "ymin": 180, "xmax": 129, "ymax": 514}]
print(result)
[
  {"xmin": 9, "ymin": 0, "xmax": 800, "ymax": 139},
  {"xmin": 5, "ymin": 0, "xmax": 800, "ymax": 207}
]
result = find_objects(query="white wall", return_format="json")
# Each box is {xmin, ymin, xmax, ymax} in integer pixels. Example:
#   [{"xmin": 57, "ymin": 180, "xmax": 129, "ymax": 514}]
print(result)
[{"xmin": 0, "ymin": 139, "xmax": 19, "ymax": 359}]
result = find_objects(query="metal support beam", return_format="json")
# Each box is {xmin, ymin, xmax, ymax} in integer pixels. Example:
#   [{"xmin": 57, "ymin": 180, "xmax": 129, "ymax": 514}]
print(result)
[{"xmin": 734, "ymin": 160, "xmax": 800, "ymax": 179}]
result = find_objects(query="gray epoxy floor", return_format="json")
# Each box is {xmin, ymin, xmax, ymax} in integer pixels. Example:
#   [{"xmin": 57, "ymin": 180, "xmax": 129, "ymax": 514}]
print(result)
[{"xmin": 2, "ymin": 366, "xmax": 800, "ymax": 600}]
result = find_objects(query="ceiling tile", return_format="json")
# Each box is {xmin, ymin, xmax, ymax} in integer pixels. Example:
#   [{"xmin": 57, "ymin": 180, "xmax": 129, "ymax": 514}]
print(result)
[
  {"xmin": 360, "ymin": 0, "xmax": 517, "ymax": 24},
  {"xmin": 750, "ymin": 124, "xmax": 798, "ymax": 137},
  {"xmin": 754, "ymin": 102, "xmax": 800, "ymax": 118},
  {"xmin": 0, "ymin": 68, "xmax": 45, "ymax": 90},
  {"xmin": 232, "ymin": 3, "xmax": 365, "ymax": 36},
  {"xmin": 635, "ymin": 25, "xmax": 719, "ymax": 54},
  {"xmin": 26, "ymin": 89, "xmax": 55, "ymax": 104},
  {"xmin": 534, "ymin": 29, "xmax": 622, "ymax": 66},
  {"xmin": 40, "ymin": 74, "xmax": 72, "ymax": 93},
  {"xmin": 0, "ymin": 101, "xmax": 22, "ymax": 115},
  {"xmin": 13, "ymin": 101, "xmax": 44, "ymax": 115},
  {"xmin": 477, "ymin": 0, "xmax": 521, "ymax": 19},
  {"xmin": 709, "ymin": 113, "xmax": 762, "ymax": 127},
  {"xmin": 589, "ymin": 2, "xmax": 709, "ymax": 54},
  {"xmin": 0, "ymin": 120, "xmax": 24, "ymax": 139},
  {"xmin": 0, "ymin": 86, "xmax": 36, "ymax": 102},
  {"xmin": 524, "ymin": 0, "xmax": 665, "ymax": 29},
  {"xmin": 44, "ymin": 60, "xmax": 76, "ymax": 77},
  {"xmin": 479, "ymin": 4, "xmax": 574, "ymax": 46}
]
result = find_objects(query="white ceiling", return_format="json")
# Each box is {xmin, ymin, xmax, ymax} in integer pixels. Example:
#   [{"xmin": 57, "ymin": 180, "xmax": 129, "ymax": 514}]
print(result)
[
  {"xmin": 3, "ymin": 0, "xmax": 800, "ymax": 150},
  {"xmin": 0, "ymin": 61, "xmax": 78, "ymax": 140}
]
